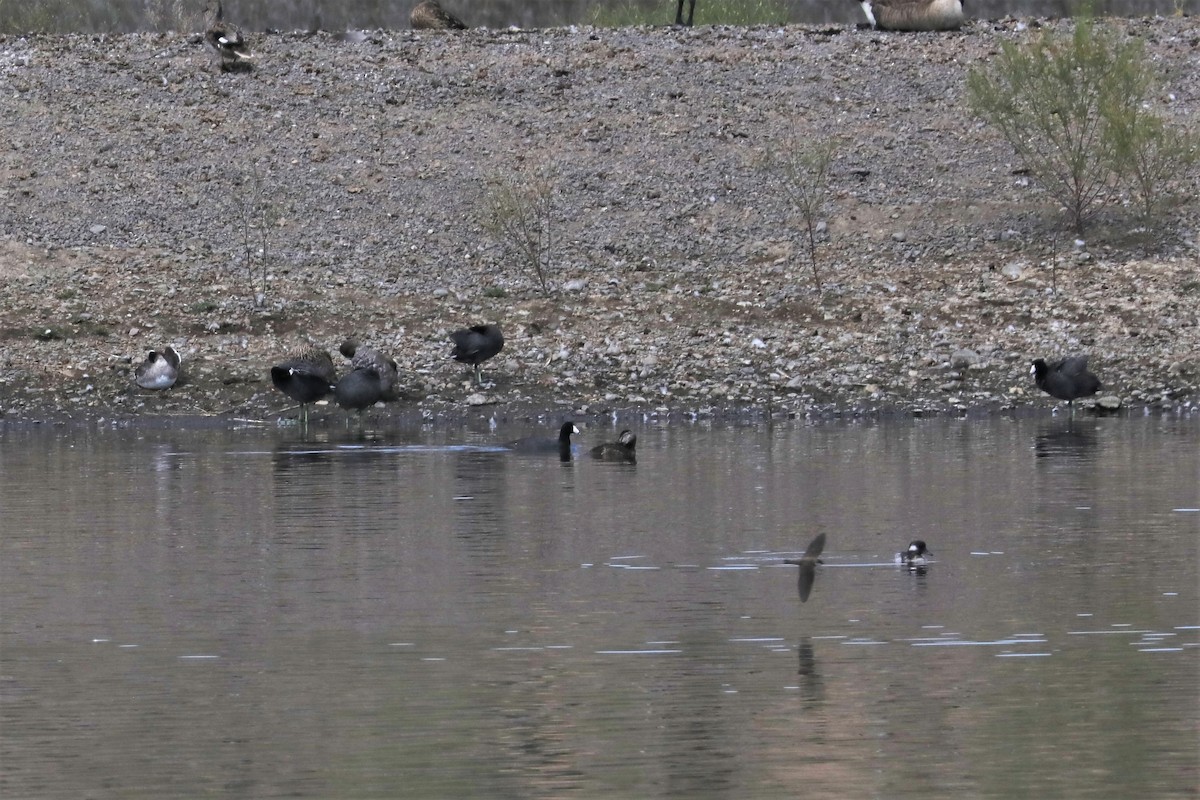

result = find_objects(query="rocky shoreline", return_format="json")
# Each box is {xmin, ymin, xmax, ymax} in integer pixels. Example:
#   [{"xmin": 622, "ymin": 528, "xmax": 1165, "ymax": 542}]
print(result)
[{"xmin": 1, "ymin": 19, "xmax": 1198, "ymax": 427}]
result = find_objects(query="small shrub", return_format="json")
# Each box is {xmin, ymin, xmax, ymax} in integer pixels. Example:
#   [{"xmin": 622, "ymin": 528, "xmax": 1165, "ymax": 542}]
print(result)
[
  {"xmin": 481, "ymin": 168, "xmax": 559, "ymax": 295},
  {"xmin": 1105, "ymin": 106, "xmax": 1199, "ymax": 219},
  {"xmin": 230, "ymin": 166, "xmax": 277, "ymax": 308},
  {"xmin": 760, "ymin": 136, "xmax": 839, "ymax": 292},
  {"xmin": 967, "ymin": 16, "xmax": 1189, "ymax": 232}
]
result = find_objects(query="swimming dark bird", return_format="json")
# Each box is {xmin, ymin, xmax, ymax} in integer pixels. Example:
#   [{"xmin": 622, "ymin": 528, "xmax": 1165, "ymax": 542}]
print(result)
[
  {"xmin": 134, "ymin": 346, "xmax": 181, "ymax": 390},
  {"xmin": 675, "ymin": 0, "xmax": 696, "ymax": 25},
  {"xmin": 507, "ymin": 422, "xmax": 579, "ymax": 461},
  {"xmin": 855, "ymin": 0, "xmax": 964, "ymax": 30},
  {"xmin": 204, "ymin": 0, "xmax": 254, "ymax": 71},
  {"xmin": 783, "ymin": 533, "xmax": 826, "ymax": 603},
  {"xmin": 1031, "ymin": 356, "xmax": 1102, "ymax": 412},
  {"xmin": 410, "ymin": 0, "xmax": 467, "ymax": 29},
  {"xmin": 334, "ymin": 366, "xmax": 385, "ymax": 420},
  {"xmin": 339, "ymin": 340, "xmax": 399, "ymax": 401},
  {"xmin": 450, "ymin": 323, "xmax": 504, "ymax": 386},
  {"xmin": 590, "ymin": 430, "xmax": 637, "ymax": 463},
  {"xmin": 270, "ymin": 347, "xmax": 336, "ymax": 424},
  {"xmin": 895, "ymin": 539, "xmax": 932, "ymax": 566}
]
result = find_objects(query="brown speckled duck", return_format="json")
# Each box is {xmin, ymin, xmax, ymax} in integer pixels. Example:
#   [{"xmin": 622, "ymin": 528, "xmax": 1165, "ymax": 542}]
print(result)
[
  {"xmin": 856, "ymin": 0, "xmax": 963, "ymax": 31},
  {"xmin": 270, "ymin": 347, "xmax": 336, "ymax": 424},
  {"xmin": 410, "ymin": 0, "xmax": 467, "ymax": 30},
  {"xmin": 339, "ymin": 340, "xmax": 399, "ymax": 402},
  {"xmin": 204, "ymin": 0, "xmax": 254, "ymax": 71}
]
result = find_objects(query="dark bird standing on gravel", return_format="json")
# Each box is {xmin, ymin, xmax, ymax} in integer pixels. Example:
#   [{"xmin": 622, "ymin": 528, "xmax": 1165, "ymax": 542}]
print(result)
[
  {"xmin": 410, "ymin": 0, "xmax": 467, "ymax": 30},
  {"xmin": 271, "ymin": 348, "xmax": 337, "ymax": 425},
  {"xmin": 1031, "ymin": 356, "xmax": 1102, "ymax": 413},
  {"xmin": 507, "ymin": 422, "xmax": 580, "ymax": 461},
  {"xmin": 450, "ymin": 323, "xmax": 504, "ymax": 386},
  {"xmin": 590, "ymin": 430, "xmax": 637, "ymax": 463},
  {"xmin": 339, "ymin": 340, "xmax": 399, "ymax": 401},
  {"xmin": 204, "ymin": 0, "xmax": 254, "ymax": 71},
  {"xmin": 134, "ymin": 346, "xmax": 182, "ymax": 390},
  {"xmin": 675, "ymin": 0, "xmax": 696, "ymax": 25},
  {"xmin": 334, "ymin": 367, "xmax": 386, "ymax": 421},
  {"xmin": 784, "ymin": 533, "xmax": 826, "ymax": 603},
  {"xmin": 855, "ymin": 0, "xmax": 964, "ymax": 31}
]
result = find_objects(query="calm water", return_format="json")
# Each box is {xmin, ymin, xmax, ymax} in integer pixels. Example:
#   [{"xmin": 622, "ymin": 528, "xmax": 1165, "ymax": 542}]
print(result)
[{"xmin": 1, "ymin": 414, "xmax": 1197, "ymax": 798}]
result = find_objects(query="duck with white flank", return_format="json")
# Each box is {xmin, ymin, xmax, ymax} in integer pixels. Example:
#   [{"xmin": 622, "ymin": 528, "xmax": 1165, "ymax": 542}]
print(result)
[{"xmin": 896, "ymin": 540, "xmax": 932, "ymax": 566}]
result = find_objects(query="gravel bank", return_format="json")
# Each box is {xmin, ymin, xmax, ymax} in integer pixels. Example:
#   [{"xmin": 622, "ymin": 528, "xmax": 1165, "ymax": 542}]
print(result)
[{"xmin": 1, "ymin": 19, "xmax": 1198, "ymax": 425}]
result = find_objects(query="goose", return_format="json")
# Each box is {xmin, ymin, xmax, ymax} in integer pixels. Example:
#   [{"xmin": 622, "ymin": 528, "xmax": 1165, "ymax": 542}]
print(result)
[
  {"xmin": 783, "ymin": 533, "xmax": 826, "ymax": 603},
  {"xmin": 1031, "ymin": 356, "xmax": 1102, "ymax": 412},
  {"xmin": 450, "ymin": 323, "xmax": 504, "ymax": 386},
  {"xmin": 590, "ymin": 430, "xmax": 637, "ymax": 463},
  {"xmin": 204, "ymin": 0, "xmax": 254, "ymax": 71},
  {"xmin": 339, "ymin": 340, "xmax": 399, "ymax": 401},
  {"xmin": 410, "ymin": 0, "xmax": 467, "ymax": 30},
  {"xmin": 270, "ymin": 348, "xmax": 336, "ymax": 424},
  {"xmin": 134, "ymin": 346, "xmax": 182, "ymax": 390},
  {"xmin": 507, "ymin": 422, "xmax": 579, "ymax": 461},
  {"xmin": 856, "ymin": 0, "xmax": 964, "ymax": 31}
]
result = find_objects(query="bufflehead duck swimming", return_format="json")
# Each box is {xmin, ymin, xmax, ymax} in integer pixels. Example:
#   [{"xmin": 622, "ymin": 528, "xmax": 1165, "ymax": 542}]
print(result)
[
  {"xmin": 895, "ymin": 540, "xmax": 932, "ymax": 566},
  {"xmin": 783, "ymin": 533, "xmax": 827, "ymax": 603}
]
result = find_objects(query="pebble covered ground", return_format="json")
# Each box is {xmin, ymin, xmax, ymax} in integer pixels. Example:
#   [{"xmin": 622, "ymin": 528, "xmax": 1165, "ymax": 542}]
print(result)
[{"xmin": 0, "ymin": 18, "xmax": 1198, "ymax": 425}]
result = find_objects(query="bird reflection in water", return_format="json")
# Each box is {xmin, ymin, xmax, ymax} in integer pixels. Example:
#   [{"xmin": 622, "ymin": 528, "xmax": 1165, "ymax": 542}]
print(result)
[
  {"xmin": 793, "ymin": 636, "xmax": 825, "ymax": 707},
  {"xmin": 1033, "ymin": 420, "xmax": 1099, "ymax": 462}
]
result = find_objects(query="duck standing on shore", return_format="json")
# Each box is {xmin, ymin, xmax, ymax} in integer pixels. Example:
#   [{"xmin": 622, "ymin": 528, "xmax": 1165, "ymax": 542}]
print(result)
[
  {"xmin": 134, "ymin": 346, "xmax": 182, "ymax": 390},
  {"xmin": 450, "ymin": 323, "xmax": 504, "ymax": 386},
  {"xmin": 270, "ymin": 348, "xmax": 337, "ymax": 425},
  {"xmin": 410, "ymin": 0, "xmax": 467, "ymax": 30},
  {"xmin": 1031, "ymin": 356, "xmax": 1102, "ymax": 412},
  {"xmin": 339, "ymin": 340, "xmax": 399, "ymax": 401}
]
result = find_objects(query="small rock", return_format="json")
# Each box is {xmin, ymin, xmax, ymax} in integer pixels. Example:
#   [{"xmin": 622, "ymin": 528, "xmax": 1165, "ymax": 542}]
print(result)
[
  {"xmin": 465, "ymin": 393, "xmax": 496, "ymax": 406},
  {"xmin": 89, "ymin": 224, "xmax": 107, "ymax": 235},
  {"xmin": 950, "ymin": 349, "xmax": 978, "ymax": 369},
  {"xmin": 1095, "ymin": 395, "xmax": 1122, "ymax": 411},
  {"xmin": 563, "ymin": 279, "xmax": 588, "ymax": 292},
  {"xmin": 1001, "ymin": 261, "xmax": 1024, "ymax": 280},
  {"xmin": 432, "ymin": 288, "xmax": 449, "ymax": 298}
]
